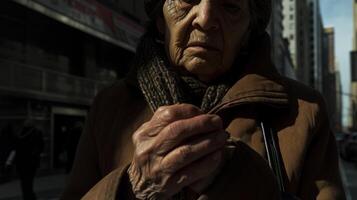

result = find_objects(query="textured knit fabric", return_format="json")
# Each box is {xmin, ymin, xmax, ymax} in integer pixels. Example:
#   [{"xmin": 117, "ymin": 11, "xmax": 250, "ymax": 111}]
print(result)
[{"xmin": 135, "ymin": 32, "xmax": 233, "ymax": 113}]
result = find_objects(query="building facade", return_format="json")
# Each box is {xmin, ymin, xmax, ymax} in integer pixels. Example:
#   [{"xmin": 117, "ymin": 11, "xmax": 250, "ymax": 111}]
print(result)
[
  {"xmin": 354, "ymin": 0, "xmax": 357, "ymax": 51},
  {"xmin": 350, "ymin": 0, "xmax": 357, "ymax": 131},
  {"xmin": 0, "ymin": 0, "xmax": 146, "ymax": 176},
  {"xmin": 322, "ymin": 27, "xmax": 342, "ymax": 132},
  {"xmin": 283, "ymin": 0, "xmax": 312, "ymax": 86},
  {"xmin": 307, "ymin": 0, "xmax": 324, "ymax": 92},
  {"xmin": 351, "ymin": 52, "xmax": 357, "ymax": 131},
  {"xmin": 283, "ymin": 0, "xmax": 343, "ymax": 130},
  {"xmin": 269, "ymin": 0, "xmax": 296, "ymax": 79},
  {"xmin": 283, "ymin": 0, "xmax": 326, "ymax": 92}
]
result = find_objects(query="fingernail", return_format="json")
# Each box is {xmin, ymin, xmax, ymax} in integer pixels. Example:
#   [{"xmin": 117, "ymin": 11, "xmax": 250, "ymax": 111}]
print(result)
[{"xmin": 211, "ymin": 115, "xmax": 222, "ymax": 125}]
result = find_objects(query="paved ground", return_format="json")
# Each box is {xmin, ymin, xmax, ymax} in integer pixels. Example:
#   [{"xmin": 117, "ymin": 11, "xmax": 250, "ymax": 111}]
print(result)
[
  {"xmin": 0, "ymin": 159, "xmax": 356, "ymax": 199},
  {"xmin": 340, "ymin": 159, "xmax": 357, "ymax": 200},
  {"xmin": 0, "ymin": 174, "xmax": 66, "ymax": 200}
]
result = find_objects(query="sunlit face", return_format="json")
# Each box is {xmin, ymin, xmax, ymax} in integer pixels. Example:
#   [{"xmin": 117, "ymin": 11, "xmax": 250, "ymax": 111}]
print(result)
[{"xmin": 159, "ymin": 0, "xmax": 251, "ymax": 82}]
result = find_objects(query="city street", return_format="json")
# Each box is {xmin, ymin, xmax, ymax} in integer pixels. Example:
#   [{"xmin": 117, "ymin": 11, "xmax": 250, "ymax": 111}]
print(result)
[
  {"xmin": 341, "ymin": 159, "xmax": 357, "ymax": 200},
  {"xmin": 0, "ymin": 159, "xmax": 356, "ymax": 199},
  {"xmin": 0, "ymin": 174, "xmax": 66, "ymax": 200}
]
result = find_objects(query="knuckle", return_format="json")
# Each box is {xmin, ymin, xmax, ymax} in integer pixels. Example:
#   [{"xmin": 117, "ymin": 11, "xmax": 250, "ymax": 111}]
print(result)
[
  {"xmin": 202, "ymin": 114, "xmax": 223, "ymax": 128},
  {"xmin": 132, "ymin": 121, "xmax": 156, "ymax": 145},
  {"xmin": 165, "ymin": 122, "xmax": 183, "ymax": 139},
  {"xmin": 160, "ymin": 109, "xmax": 177, "ymax": 122},
  {"xmin": 211, "ymin": 114, "xmax": 223, "ymax": 125},
  {"xmin": 135, "ymin": 150, "xmax": 152, "ymax": 165},
  {"xmin": 156, "ymin": 139, "xmax": 176, "ymax": 155},
  {"xmin": 140, "ymin": 121, "xmax": 151, "ymax": 130},
  {"xmin": 132, "ymin": 127, "xmax": 145, "ymax": 145},
  {"xmin": 132, "ymin": 132, "xmax": 140, "ymax": 145},
  {"xmin": 156, "ymin": 105, "xmax": 169, "ymax": 114},
  {"xmin": 134, "ymin": 148, "xmax": 145, "ymax": 159},
  {"xmin": 177, "ymin": 145, "xmax": 193, "ymax": 159},
  {"xmin": 151, "ymin": 164, "xmax": 162, "ymax": 177},
  {"xmin": 152, "ymin": 164, "xmax": 173, "ymax": 179},
  {"xmin": 135, "ymin": 121, "xmax": 149, "ymax": 133},
  {"xmin": 160, "ymin": 164, "xmax": 175, "ymax": 175}
]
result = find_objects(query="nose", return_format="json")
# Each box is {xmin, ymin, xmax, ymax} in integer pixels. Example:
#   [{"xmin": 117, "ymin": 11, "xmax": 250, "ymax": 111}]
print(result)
[{"xmin": 192, "ymin": 1, "xmax": 219, "ymax": 31}]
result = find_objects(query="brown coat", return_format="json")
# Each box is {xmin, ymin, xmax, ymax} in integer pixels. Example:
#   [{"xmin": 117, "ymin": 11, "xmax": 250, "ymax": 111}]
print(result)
[{"xmin": 61, "ymin": 43, "xmax": 346, "ymax": 200}]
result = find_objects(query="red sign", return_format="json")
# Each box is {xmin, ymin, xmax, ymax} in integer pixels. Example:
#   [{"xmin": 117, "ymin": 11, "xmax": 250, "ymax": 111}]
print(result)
[{"xmin": 32, "ymin": 0, "xmax": 144, "ymax": 49}]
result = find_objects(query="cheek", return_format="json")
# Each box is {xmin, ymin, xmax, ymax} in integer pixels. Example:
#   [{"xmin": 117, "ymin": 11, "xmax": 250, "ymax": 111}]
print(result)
[
  {"xmin": 163, "ymin": 2, "xmax": 193, "ymax": 66},
  {"xmin": 165, "ymin": 28, "xmax": 192, "ymax": 68},
  {"xmin": 165, "ymin": 28, "xmax": 187, "ymax": 67}
]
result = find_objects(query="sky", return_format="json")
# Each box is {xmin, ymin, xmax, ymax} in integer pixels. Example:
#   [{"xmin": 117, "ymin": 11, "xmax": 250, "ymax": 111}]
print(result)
[{"xmin": 320, "ymin": 0, "xmax": 353, "ymax": 126}]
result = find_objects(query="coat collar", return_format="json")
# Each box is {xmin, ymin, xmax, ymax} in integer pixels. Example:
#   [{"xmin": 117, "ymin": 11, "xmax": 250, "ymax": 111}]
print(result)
[{"xmin": 209, "ymin": 33, "xmax": 290, "ymax": 115}]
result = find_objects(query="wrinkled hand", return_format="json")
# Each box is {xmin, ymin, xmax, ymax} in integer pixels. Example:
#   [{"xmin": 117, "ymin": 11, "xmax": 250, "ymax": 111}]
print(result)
[{"xmin": 128, "ymin": 104, "xmax": 228, "ymax": 200}]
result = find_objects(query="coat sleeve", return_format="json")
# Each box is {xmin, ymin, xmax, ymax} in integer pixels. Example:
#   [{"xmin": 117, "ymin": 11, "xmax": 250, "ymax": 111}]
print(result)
[
  {"xmin": 83, "ymin": 140, "xmax": 280, "ymax": 200},
  {"xmin": 61, "ymin": 94, "xmax": 103, "ymax": 200},
  {"xmin": 61, "ymin": 88, "xmax": 138, "ymax": 200},
  {"xmin": 81, "ymin": 165, "xmax": 136, "ymax": 199},
  {"xmin": 298, "ymin": 99, "xmax": 346, "ymax": 199}
]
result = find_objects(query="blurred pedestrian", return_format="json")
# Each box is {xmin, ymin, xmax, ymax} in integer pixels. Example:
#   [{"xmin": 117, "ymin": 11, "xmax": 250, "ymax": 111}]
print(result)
[
  {"xmin": 0, "ymin": 123, "xmax": 16, "ymax": 182},
  {"xmin": 15, "ymin": 119, "xmax": 44, "ymax": 200}
]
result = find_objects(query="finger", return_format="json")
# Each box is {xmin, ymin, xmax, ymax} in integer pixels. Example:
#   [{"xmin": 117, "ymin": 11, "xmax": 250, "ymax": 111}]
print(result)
[
  {"xmin": 160, "ymin": 131, "xmax": 228, "ymax": 173},
  {"xmin": 155, "ymin": 114, "xmax": 224, "ymax": 155},
  {"xmin": 132, "ymin": 104, "xmax": 203, "ymax": 142},
  {"xmin": 153, "ymin": 104, "xmax": 203, "ymax": 124},
  {"xmin": 132, "ymin": 123, "xmax": 159, "ymax": 145},
  {"xmin": 164, "ymin": 150, "xmax": 223, "ymax": 196}
]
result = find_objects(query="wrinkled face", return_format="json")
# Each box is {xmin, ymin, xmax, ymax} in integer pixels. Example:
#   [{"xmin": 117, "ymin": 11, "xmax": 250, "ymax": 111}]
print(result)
[{"xmin": 159, "ymin": 0, "xmax": 251, "ymax": 82}]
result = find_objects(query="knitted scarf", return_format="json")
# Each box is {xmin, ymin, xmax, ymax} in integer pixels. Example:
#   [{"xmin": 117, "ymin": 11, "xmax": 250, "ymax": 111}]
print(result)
[{"xmin": 135, "ymin": 32, "xmax": 240, "ymax": 113}]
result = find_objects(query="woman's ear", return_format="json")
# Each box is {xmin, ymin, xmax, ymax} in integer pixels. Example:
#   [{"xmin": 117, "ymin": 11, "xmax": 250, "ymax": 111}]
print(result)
[{"xmin": 156, "ymin": 17, "xmax": 165, "ymax": 35}]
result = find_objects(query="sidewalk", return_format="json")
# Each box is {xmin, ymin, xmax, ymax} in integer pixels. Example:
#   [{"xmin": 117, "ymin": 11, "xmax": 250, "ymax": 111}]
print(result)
[
  {"xmin": 0, "ymin": 173, "xmax": 67, "ymax": 200},
  {"xmin": 340, "ymin": 159, "xmax": 357, "ymax": 200},
  {"xmin": 0, "ymin": 162, "xmax": 354, "ymax": 199}
]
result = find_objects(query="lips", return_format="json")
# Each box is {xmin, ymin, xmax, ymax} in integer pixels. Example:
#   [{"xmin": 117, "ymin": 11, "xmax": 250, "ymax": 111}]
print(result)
[{"xmin": 186, "ymin": 41, "xmax": 221, "ymax": 51}]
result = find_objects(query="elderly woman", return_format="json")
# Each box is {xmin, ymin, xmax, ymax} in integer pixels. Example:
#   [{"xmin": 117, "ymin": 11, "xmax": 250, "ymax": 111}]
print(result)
[{"xmin": 62, "ymin": 0, "xmax": 345, "ymax": 199}]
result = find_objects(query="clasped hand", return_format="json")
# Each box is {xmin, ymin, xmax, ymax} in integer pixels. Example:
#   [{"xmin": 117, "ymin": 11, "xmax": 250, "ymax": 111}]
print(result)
[{"xmin": 128, "ymin": 104, "xmax": 228, "ymax": 200}]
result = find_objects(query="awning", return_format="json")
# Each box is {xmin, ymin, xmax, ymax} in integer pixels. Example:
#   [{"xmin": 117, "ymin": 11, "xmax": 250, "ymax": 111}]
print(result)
[{"xmin": 11, "ymin": 0, "xmax": 145, "ymax": 52}]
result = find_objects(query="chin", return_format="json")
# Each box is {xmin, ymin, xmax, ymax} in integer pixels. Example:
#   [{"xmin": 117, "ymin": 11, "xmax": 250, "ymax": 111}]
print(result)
[{"xmin": 184, "ymin": 60, "xmax": 222, "ymax": 82}]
